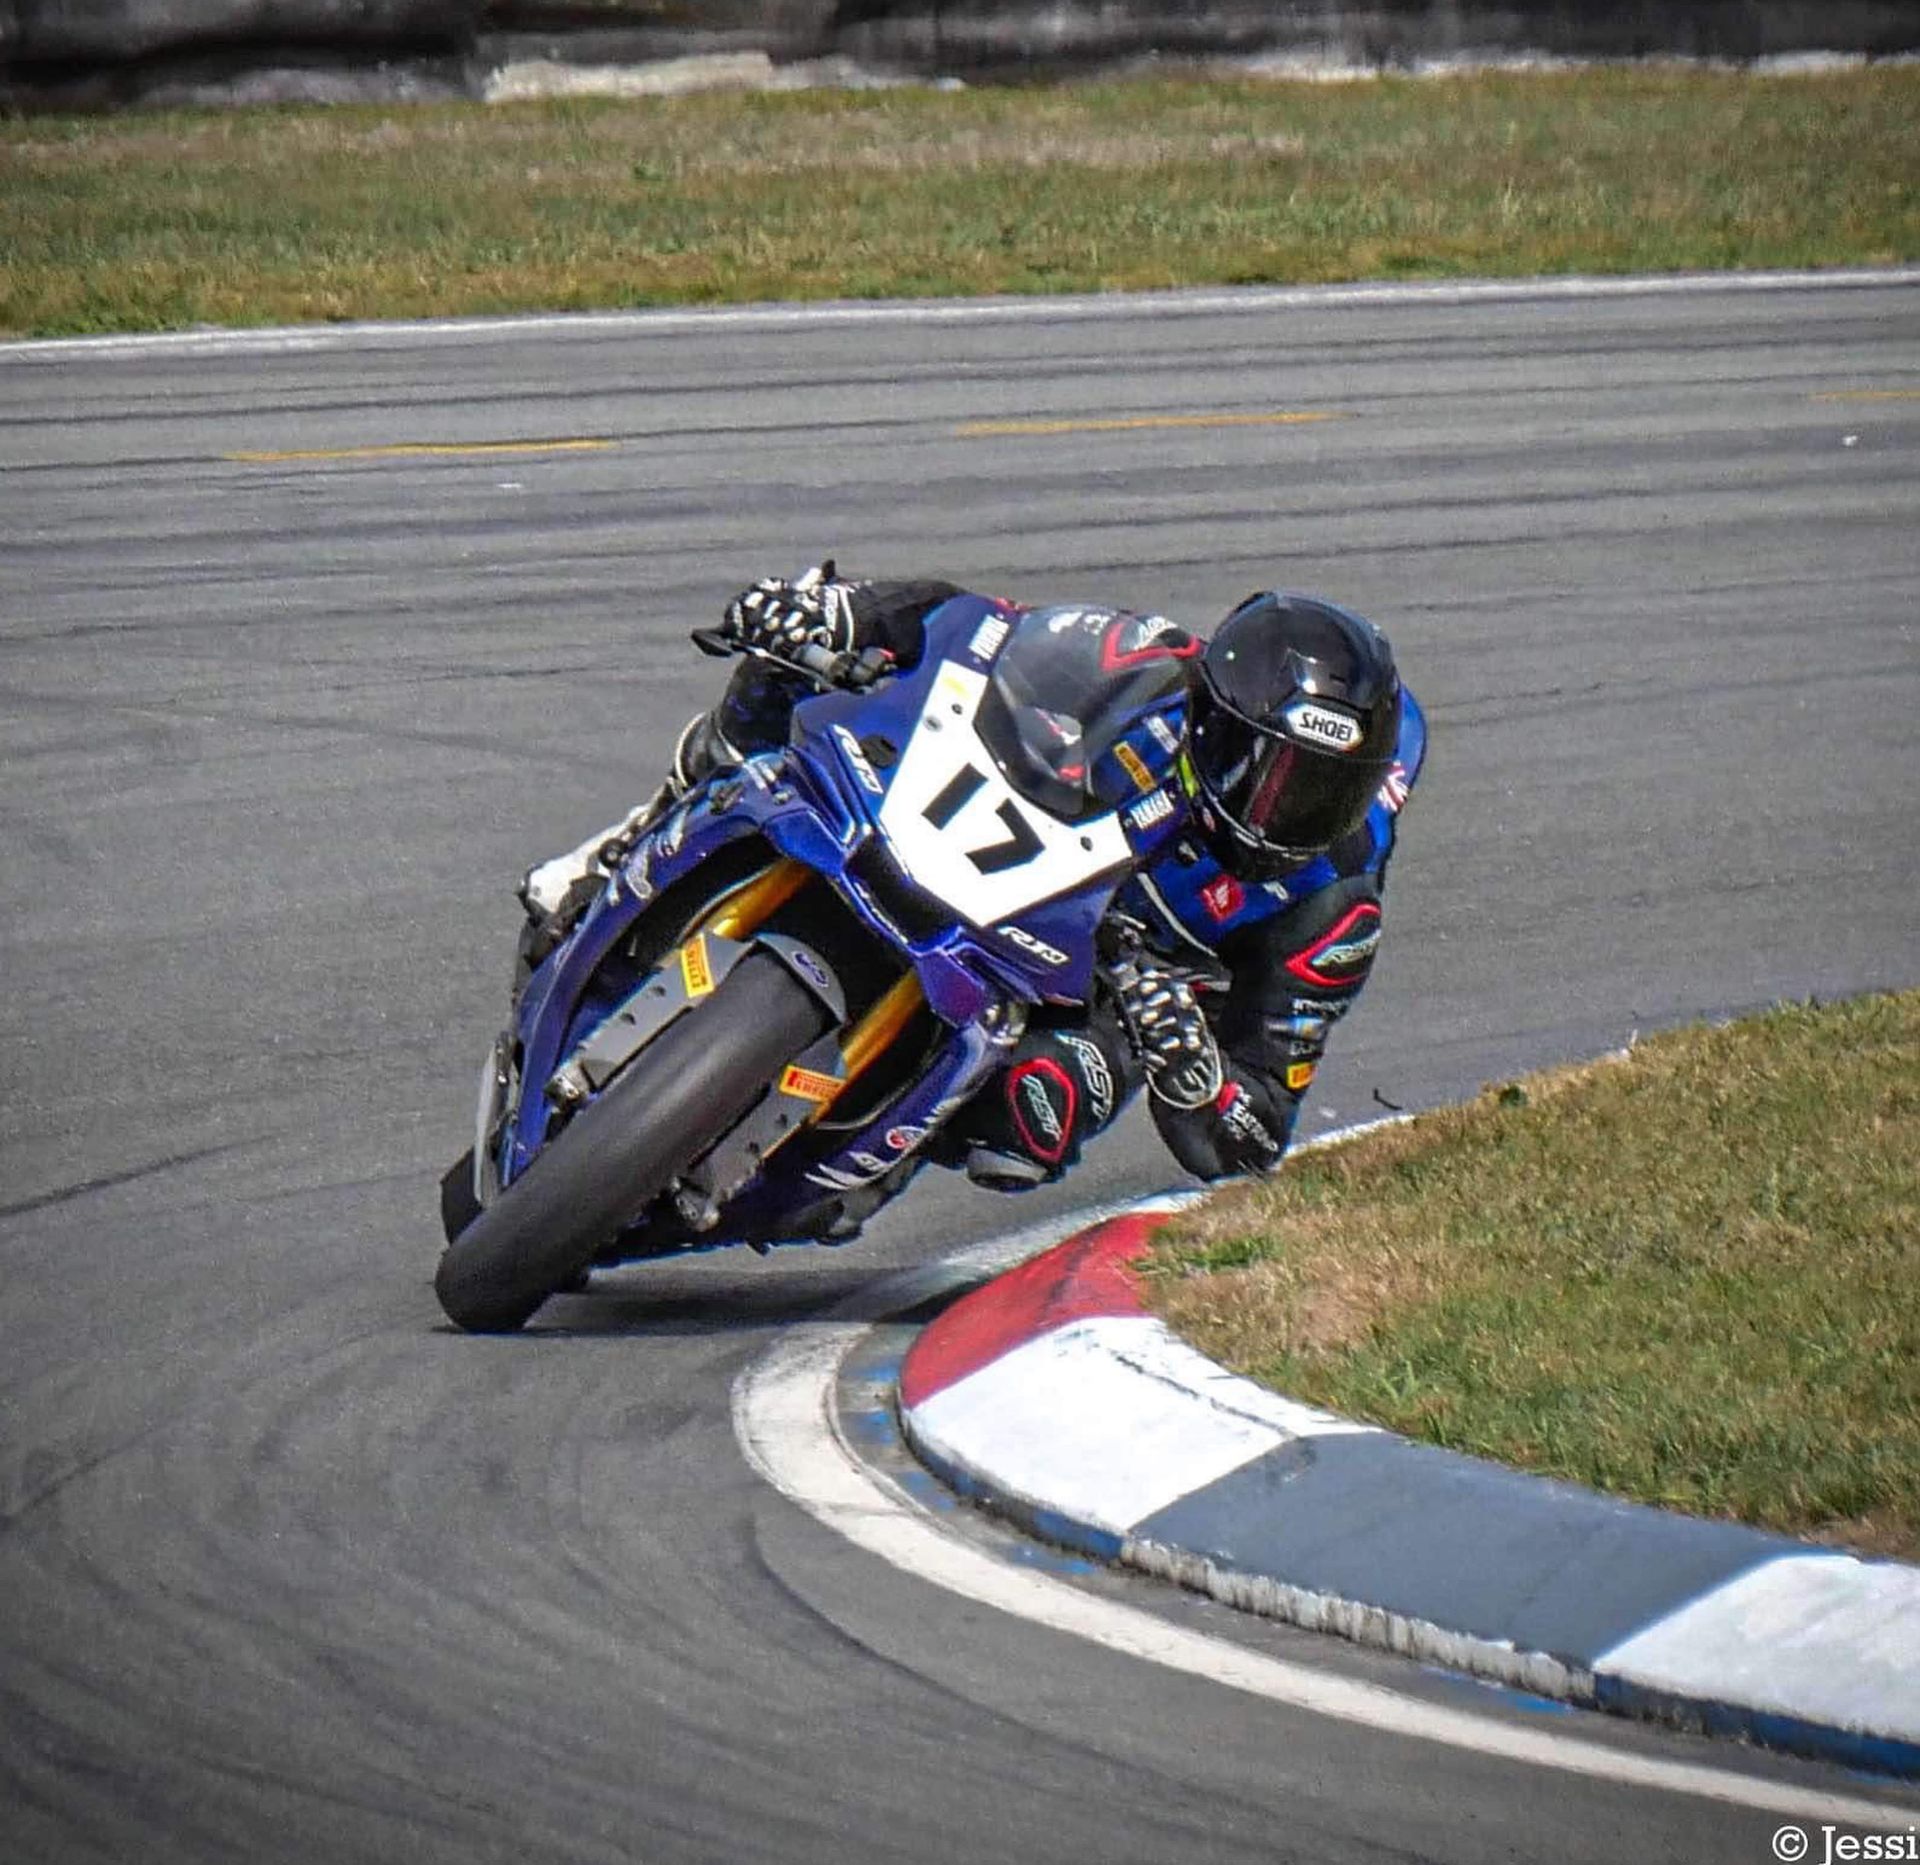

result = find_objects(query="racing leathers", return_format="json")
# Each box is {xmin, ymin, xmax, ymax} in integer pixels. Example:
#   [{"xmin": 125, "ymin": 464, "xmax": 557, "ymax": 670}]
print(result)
[{"xmin": 519, "ymin": 568, "xmax": 1425, "ymax": 1191}]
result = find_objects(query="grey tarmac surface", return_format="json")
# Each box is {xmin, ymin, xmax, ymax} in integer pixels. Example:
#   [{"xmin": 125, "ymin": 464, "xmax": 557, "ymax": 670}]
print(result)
[{"xmin": 1, "ymin": 276, "xmax": 1916, "ymax": 1863}]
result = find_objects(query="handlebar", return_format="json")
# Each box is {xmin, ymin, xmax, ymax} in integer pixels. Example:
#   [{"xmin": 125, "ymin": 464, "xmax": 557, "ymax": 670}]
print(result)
[{"xmin": 689, "ymin": 627, "xmax": 892, "ymax": 693}]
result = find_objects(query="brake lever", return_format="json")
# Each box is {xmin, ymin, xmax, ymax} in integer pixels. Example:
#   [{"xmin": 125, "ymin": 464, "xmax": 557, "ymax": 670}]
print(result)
[
  {"xmin": 685, "ymin": 628, "xmax": 847, "ymax": 693},
  {"xmin": 688, "ymin": 628, "xmax": 895, "ymax": 695},
  {"xmin": 842, "ymin": 646, "xmax": 895, "ymax": 690}
]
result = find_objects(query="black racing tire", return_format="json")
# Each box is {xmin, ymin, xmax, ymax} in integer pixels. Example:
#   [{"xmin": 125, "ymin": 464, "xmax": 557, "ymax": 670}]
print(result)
[{"xmin": 433, "ymin": 953, "xmax": 829, "ymax": 1333}]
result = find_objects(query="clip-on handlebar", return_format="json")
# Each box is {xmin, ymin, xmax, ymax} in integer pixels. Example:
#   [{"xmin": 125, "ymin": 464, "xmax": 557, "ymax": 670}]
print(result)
[{"xmin": 689, "ymin": 627, "xmax": 892, "ymax": 692}]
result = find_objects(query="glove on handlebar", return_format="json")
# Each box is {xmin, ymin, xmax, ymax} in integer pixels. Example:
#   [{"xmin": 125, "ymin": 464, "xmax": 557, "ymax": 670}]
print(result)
[{"xmin": 722, "ymin": 561, "xmax": 862, "ymax": 657}]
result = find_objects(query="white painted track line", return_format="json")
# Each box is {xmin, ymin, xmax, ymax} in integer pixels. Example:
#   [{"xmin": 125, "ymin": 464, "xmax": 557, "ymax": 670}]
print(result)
[{"xmin": 5, "ymin": 268, "xmax": 1917, "ymax": 362}]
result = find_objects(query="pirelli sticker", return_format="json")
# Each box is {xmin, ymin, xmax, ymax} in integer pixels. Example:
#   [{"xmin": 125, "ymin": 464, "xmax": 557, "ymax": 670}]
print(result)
[
  {"xmin": 779, "ymin": 1063, "xmax": 844, "ymax": 1106},
  {"xmin": 1286, "ymin": 1060, "xmax": 1317, "ymax": 1092},
  {"xmin": 1113, "ymin": 740, "xmax": 1156, "ymax": 794},
  {"xmin": 679, "ymin": 936, "xmax": 716, "ymax": 1000}
]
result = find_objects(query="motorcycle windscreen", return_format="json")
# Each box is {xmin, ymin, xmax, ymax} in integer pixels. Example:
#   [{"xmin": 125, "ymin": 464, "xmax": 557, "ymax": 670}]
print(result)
[{"xmin": 973, "ymin": 606, "xmax": 1195, "ymax": 821}]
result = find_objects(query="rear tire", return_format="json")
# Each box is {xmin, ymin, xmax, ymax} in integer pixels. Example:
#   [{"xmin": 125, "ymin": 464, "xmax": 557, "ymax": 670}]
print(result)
[{"xmin": 433, "ymin": 953, "xmax": 828, "ymax": 1333}]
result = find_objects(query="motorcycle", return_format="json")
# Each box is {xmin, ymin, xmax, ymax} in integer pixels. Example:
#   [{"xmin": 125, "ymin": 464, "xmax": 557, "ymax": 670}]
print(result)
[{"xmin": 434, "ymin": 593, "xmax": 1197, "ymax": 1332}]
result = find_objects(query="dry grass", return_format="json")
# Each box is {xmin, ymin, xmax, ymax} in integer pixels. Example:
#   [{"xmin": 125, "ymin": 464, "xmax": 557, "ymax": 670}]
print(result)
[
  {"xmin": 3, "ymin": 64, "xmax": 1915, "ymax": 335},
  {"xmin": 1143, "ymin": 992, "xmax": 1920, "ymax": 1558}
]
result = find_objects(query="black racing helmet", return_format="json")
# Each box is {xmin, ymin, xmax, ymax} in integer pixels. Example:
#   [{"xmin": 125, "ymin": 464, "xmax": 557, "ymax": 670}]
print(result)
[{"xmin": 1187, "ymin": 592, "xmax": 1402, "ymax": 879}]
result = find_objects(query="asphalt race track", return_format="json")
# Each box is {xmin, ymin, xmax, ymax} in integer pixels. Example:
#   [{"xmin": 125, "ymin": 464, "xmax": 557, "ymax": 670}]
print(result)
[{"xmin": 2, "ymin": 275, "xmax": 1916, "ymax": 1864}]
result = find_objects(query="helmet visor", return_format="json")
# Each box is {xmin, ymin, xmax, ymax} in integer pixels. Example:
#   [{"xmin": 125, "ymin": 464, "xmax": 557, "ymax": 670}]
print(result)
[{"xmin": 1189, "ymin": 703, "xmax": 1379, "ymax": 855}]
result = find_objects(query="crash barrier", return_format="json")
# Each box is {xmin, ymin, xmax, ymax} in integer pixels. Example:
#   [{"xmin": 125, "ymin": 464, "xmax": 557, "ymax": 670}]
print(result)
[{"xmin": 5, "ymin": 0, "xmax": 1918, "ymax": 110}]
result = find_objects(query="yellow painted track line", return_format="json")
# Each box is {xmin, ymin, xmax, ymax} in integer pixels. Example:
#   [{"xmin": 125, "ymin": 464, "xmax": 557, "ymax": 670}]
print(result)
[
  {"xmin": 225, "ymin": 438, "xmax": 614, "ymax": 463},
  {"xmin": 957, "ymin": 410, "xmax": 1344, "ymax": 438},
  {"xmin": 1811, "ymin": 389, "xmax": 1920, "ymax": 403}
]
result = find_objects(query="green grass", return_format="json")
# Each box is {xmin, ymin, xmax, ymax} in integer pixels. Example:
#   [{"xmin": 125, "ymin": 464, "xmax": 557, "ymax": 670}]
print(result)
[
  {"xmin": 2, "ymin": 64, "xmax": 1916, "ymax": 335},
  {"xmin": 1142, "ymin": 992, "xmax": 1920, "ymax": 1559}
]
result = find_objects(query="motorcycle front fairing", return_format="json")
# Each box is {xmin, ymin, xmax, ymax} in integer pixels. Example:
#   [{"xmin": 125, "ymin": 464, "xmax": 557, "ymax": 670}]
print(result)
[{"xmin": 484, "ymin": 594, "xmax": 1194, "ymax": 1251}]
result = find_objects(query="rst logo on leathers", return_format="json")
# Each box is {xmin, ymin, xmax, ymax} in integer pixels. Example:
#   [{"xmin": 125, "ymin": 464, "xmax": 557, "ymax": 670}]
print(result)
[
  {"xmin": 1058, "ymin": 1031, "xmax": 1115, "ymax": 1125},
  {"xmin": 1284, "ymin": 901, "xmax": 1383, "ymax": 987},
  {"xmin": 1282, "ymin": 699, "xmax": 1364, "ymax": 753}
]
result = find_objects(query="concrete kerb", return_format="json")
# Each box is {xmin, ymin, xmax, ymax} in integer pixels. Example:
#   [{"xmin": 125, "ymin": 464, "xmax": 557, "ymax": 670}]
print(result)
[{"xmin": 893, "ymin": 1172, "xmax": 1920, "ymax": 1779}]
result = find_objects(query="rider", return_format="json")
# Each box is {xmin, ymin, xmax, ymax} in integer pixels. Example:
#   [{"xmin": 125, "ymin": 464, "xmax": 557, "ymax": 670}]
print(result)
[{"xmin": 519, "ymin": 565, "xmax": 1424, "ymax": 1194}]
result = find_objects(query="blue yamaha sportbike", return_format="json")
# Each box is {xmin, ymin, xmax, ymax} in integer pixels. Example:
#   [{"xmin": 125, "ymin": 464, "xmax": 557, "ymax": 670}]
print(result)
[{"xmin": 434, "ymin": 595, "xmax": 1195, "ymax": 1332}]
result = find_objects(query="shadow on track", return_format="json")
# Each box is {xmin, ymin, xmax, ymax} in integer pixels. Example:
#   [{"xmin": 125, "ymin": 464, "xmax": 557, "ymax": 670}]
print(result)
[{"xmin": 419, "ymin": 1253, "xmax": 987, "ymax": 1341}]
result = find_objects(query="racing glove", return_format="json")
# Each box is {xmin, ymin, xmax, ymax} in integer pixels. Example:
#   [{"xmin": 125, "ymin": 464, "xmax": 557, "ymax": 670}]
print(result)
[
  {"xmin": 1105, "ymin": 955, "xmax": 1224, "ymax": 1111},
  {"xmin": 722, "ymin": 561, "xmax": 862, "ymax": 657},
  {"xmin": 1152, "ymin": 1075, "xmax": 1291, "ymax": 1182}
]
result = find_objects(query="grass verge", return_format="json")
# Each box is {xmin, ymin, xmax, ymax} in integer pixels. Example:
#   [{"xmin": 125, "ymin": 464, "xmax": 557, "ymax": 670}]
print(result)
[
  {"xmin": 1141, "ymin": 991, "xmax": 1920, "ymax": 1560},
  {"xmin": 2, "ymin": 65, "xmax": 1916, "ymax": 336}
]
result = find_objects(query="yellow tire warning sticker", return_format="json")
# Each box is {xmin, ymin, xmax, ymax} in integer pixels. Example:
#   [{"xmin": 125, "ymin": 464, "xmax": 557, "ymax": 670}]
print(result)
[
  {"xmin": 779, "ymin": 1064, "xmax": 844, "ymax": 1105},
  {"xmin": 680, "ymin": 937, "xmax": 716, "ymax": 1000}
]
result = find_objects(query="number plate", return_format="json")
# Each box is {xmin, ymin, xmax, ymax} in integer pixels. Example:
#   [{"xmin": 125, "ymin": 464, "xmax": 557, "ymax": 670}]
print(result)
[{"xmin": 875, "ymin": 663, "xmax": 1130, "ymax": 927}]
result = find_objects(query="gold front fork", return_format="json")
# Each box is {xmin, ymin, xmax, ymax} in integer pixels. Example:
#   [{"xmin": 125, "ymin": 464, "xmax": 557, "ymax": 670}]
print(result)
[
  {"xmin": 685, "ymin": 858, "xmax": 927, "ymax": 1115},
  {"xmin": 826, "ymin": 970, "xmax": 927, "ymax": 1115},
  {"xmin": 694, "ymin": 859, "xmax": 814, "ymax": 941}
]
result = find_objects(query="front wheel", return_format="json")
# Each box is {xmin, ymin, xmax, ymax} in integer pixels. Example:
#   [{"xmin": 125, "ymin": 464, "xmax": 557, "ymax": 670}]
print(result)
[{"xmin": 433, "ymin": 952, "xmax": 829, "ymax": 1333}]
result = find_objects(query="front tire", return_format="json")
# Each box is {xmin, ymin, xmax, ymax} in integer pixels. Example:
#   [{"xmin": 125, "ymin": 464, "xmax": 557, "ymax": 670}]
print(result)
[{"xmin": 434, "ymin": 953, "xmax": 828, "ymax": 1333}]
